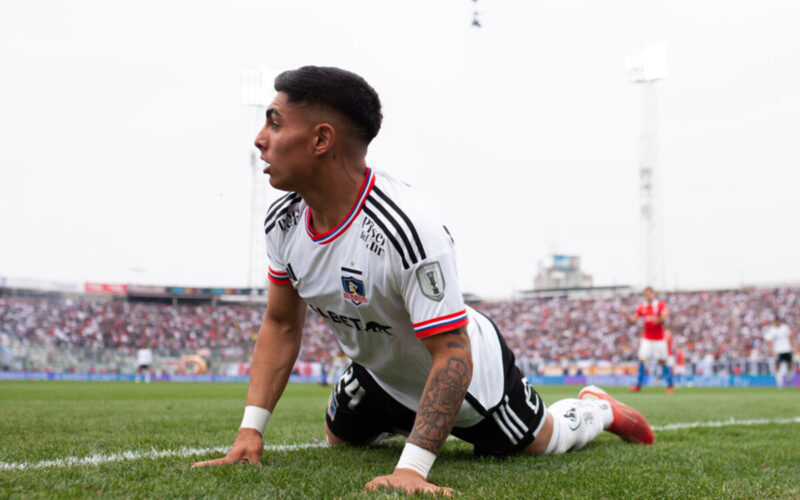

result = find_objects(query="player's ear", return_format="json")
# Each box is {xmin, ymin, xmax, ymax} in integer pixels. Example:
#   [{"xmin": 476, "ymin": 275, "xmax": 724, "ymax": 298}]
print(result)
[{"xmin": 313, "ymin": 123, "xmax": 335, "ymax": 156}]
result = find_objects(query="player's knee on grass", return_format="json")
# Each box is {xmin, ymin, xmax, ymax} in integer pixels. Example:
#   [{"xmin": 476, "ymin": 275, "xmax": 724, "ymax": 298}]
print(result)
[
  {"xmin": 325, "ymin": 363, "xmax": 416, "ymax": 445},
  {"xmin": 524, "ymin": 412, "xmax": 554, "ymax": 455},
  {"xmin": 324, "ymin": 421, "xmax": 347, "ymax": 445},
  {"xmin": 324, "ymin": 415, "xmax": 390, "ymax": 446}
]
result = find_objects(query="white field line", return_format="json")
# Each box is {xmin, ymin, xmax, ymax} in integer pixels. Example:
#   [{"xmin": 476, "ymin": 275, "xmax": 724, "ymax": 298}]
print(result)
[
  {"xmin": 0, "ymin": 442, "xmax": 327, "ymax": 471},
  {"xmin": 651, "ymin": 416, "xmax": 800, "ymax": 431},
  {"xmin": 3, "ymin": 416, "xmax": 800, "ymax": 471}
]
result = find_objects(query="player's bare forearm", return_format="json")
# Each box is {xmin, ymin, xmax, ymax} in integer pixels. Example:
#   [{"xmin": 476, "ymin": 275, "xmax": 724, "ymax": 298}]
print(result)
[
  {"xmin": 191, "ymin": 286, "xmax": 306, "ymax": 469},
  {"xmin": 245, "ymin": 284, "xmax": 307, "ymax": 411},
  {"xmin": 408, "ymin": 328, "xmax": 473, "ymax": 455},
  {"xmin": 245, "ymin": 317, "xmax": 303, "ymax": 411}
]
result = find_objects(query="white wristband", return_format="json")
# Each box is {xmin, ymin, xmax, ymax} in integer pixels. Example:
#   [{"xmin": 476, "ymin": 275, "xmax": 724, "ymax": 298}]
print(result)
[
  {"xmin": 395, "ymin": 442, "xmax": 436, "ymax": 479},
  {"xmin": 240, "ymin": 405, "xmax": 271, "ymax": 435}
]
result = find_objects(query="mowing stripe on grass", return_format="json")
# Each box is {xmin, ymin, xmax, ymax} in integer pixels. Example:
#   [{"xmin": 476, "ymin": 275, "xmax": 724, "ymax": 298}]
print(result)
[{"xmin": 3, "ymin": 416, "xmax": 799, "ymax": 471}]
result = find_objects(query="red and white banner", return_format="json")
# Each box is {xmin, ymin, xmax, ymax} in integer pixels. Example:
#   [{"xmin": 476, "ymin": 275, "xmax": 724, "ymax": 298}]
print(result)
[{"xmin": 292, "ymin": 361, "xmax": 322, "ymax": 377}]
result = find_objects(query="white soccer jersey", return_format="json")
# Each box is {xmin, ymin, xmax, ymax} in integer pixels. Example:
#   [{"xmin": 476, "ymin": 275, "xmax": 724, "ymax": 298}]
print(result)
[
  {"xmin": 264, "ymin": 168, "xmax": 503, "ymax": 427},
  {"xmin": 764, "ymin": 324, "xmax": 792, "ymax": 354},
  {"xmin": 136, "ymin": 348, "xmax": 153, "ymax": 366}
]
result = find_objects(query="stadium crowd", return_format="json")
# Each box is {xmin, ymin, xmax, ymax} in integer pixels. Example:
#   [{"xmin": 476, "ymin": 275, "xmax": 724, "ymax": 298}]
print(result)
[
  {"xmin": 472, "ymin": 287, "xmax": 798, "ymax": 376},
  {"xmin": 1, "ymin": 287, "xmax": 797, "ymax": 375}
]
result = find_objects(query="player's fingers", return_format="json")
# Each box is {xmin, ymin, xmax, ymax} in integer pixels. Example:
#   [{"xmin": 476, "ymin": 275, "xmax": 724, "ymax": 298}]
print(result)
[
  {"xmin": 422, "ymin": 485, "xmax": 442, "ymax": 497},
  {"xmin": 363, "ymin": 477, "xmax": 389, "ymax": 491},
  {"xmin": 244, "ymin": 452, "xmax": 262, "ymax": 467},
  {"xmin": 364, "ymin": 479, "xmax": 387, "ymax": 491},
  {"xmin": 437, "ymin": 486, "xmax": 457, "ymax": 497},
  {"xmin": 407, "ymin": 482, "xmax": 435, "ymax": 496},
  {"xmin": 191, "ymin": 456, "xmax": 234, "ymax": 468},
  {"xmin": 422, "ymin": 484, "xmax": 456, "ymax": 497}
]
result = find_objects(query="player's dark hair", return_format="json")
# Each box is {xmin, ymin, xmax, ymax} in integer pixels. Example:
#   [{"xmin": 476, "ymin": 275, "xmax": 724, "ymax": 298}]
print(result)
[{"xmin": 274, "ymin": 66, "xmax": 382, "ymax": 145}]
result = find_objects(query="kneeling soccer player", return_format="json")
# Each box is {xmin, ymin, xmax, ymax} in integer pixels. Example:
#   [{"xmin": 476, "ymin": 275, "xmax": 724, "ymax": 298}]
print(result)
[{"xmin": 192, "ymin": 65, "xmax": 653, "ymax": 496}]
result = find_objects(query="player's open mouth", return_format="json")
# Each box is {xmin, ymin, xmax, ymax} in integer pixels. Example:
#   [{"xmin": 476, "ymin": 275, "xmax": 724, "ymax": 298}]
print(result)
[{"xmin": 262, "ymin": 163, "xmax": 271, "ymax": 174}]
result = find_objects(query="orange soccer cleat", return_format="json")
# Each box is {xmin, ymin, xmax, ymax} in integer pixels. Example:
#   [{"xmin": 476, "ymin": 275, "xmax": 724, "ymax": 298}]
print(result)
[
  {"xmin": 629, "ymin": 385, "xmax": 641, "ymax": 392},
  {"xmin": 666, "ymin": 387, "xmax": 675, "ymax": 394},
  {"xmin": 579, "ymin": 385, "xmax": 654, "ymax": 445}
]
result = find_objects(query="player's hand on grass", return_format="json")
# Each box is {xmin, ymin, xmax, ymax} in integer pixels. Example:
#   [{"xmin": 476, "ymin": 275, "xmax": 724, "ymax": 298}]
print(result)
[
  {"xmin": 364, "ymin": 468, "xmax": 457, "ymax": 497},
  {"xmin": 191, "ymin": 427, "xmax": 263, "ymax": 467}
]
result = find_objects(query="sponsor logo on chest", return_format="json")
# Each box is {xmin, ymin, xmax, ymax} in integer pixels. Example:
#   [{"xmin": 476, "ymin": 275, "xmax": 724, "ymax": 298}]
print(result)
[
  {"xmin": 309, "ymin": 304, "xmax": 392, "ymax": 336},
  {"xmin": 278, "ymin": 208, "xmax": 301, "ymax": 232},
  {"xmin": 359, "ymin": 217, "xmax": 386, "ymax": 257}
]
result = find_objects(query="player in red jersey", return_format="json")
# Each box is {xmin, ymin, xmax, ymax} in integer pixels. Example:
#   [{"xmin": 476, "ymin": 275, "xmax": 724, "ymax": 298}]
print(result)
[
  {"xmin": 621, "ymin": 287, "xmax": 674, "ymax": 392},
  {"xmin": 664, "ymin": 330, "xmax": 676, "ymax": 390}
]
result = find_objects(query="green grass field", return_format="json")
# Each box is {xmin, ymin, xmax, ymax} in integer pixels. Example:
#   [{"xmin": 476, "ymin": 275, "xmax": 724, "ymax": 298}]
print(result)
[{"xmin": 1, "ymin": 382, "xmax": 799, "ymax": 499}]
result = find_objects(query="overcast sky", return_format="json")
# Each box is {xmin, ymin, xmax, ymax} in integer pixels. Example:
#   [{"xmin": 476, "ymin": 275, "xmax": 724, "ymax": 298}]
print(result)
[{"xmin": 2, "ymin": 0, "xmax": 799, "ymax": 298}]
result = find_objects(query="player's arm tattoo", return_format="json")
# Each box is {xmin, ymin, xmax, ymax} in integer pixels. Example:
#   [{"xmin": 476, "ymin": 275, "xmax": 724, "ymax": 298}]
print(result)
[{"xmin": 409, "ymin": 331, "xmax": 472, "ymax": 455}]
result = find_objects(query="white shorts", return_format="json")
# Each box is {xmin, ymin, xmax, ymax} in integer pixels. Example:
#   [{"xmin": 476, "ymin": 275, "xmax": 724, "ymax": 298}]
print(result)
[{"xmin": 638, "ymin": 338, "xmax": 668, "ymax": 363}]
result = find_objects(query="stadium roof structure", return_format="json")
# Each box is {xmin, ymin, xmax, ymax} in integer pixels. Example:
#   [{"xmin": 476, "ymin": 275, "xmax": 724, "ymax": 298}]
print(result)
[
  {"xmin": 516, "ymin": 285, "xmax": 633, "ymax": 300},
  {"xmin": 0, "ymin": 277, "xmax": 269, "ymax": 305}
]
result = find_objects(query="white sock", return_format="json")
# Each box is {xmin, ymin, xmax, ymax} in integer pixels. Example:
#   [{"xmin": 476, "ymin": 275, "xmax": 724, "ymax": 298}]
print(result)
[
  {"xmin": 777, "ymin": 363, "xmax": 787, "ymax": 388},
  {"xmin": 544, "ymin": 399, "xmax": 607, "ymax": 454},
  {"xmin": 588, "ymin": 399, "xmax": 614, "ymax": 429}
]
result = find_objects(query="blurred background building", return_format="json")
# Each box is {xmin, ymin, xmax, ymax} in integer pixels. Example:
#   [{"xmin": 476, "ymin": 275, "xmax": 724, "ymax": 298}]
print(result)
[{"xmin": 534, "ymin": 254, "xmax": 593, "ymax": 290}]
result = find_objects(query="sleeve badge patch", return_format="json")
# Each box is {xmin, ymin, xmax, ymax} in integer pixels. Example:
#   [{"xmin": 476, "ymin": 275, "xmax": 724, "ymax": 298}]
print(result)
[{"xmin": 416, "ymin": 261, "xmax": 445, "ymax": 302}]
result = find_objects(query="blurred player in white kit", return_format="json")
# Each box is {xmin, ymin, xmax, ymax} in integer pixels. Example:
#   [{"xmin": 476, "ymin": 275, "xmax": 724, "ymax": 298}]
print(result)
[
  {"xmin": 764, "ymin": 317, "xmax": 794, "ymax": 389},
  {"xmin": 135, "ymin": 344, "xmax": 153, "ymax": 383}
]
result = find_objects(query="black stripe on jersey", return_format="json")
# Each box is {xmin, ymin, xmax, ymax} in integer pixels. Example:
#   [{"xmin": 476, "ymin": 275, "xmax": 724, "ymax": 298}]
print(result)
[
  {"xmin": 363, "ymin": 206, "xmax": 410, "ymax": 269},
  {"xmin": 286, "ymin": 263, "xmax": 297, "ymax": 281},
  {"xmin": 443, "ymin": 225, "xmax": 454, "ymax": 245},
  {"xmin": 366, "ymin": 194, "xmax": 418, "ymax": 265},
  {"xmin": 264, "ymin": 192, "xmax": 300, "ymax": 227},
  {"xmin": 372, "ymin": 186, "xmax": 426, "ymax": 260},
  {"xmin": 464, "ymin": 392, "xmax": 488, "ymax": 416},
  {"xmin": 341, "ymin": 267, "xmax": 362, "ymax": 275},
  {"xmin": 264, "ymin": 197, "xmax": 302, "ymax": 235}
]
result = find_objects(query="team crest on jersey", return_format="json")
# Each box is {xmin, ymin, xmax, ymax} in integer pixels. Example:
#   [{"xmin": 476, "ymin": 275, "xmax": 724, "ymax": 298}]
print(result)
[
  {"xmin": 416, "ymin": 261, "xmax": 445, "ymax": 301},
  {"xmin": 341, "ymin": 275, "xmax": 368, "ymax": 306}
]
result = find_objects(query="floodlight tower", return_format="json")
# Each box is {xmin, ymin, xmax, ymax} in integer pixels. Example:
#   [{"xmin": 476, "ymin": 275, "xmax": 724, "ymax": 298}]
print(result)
[
  {"xmin": 241, "ymin": 66, "xmax": 279, "ymax": 291},
  {"xmin": 626, "ymin": 43, "xmax": 666, "ymax": 290}
]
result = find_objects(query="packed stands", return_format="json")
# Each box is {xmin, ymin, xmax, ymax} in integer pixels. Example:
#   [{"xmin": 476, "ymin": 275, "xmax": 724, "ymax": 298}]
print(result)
[{"xmin": 1, "ymin": 287, "xmax": 797, "ymax": 376}]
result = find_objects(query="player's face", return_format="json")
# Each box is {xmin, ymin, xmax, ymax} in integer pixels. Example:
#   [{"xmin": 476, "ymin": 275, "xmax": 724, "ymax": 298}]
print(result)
[
  {"xmin": 254, "ymin": 92, "xmax": 318, "ymax": 192},
  {"xmin": 643, "ymin": 289, "xmax": 654, "ymax": 302}
]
